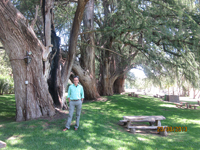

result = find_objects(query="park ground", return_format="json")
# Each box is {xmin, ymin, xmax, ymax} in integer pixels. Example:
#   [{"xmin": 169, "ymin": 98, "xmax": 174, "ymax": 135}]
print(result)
[{"xmin": 0, "ymin": 94, "xmax": 200, "ymax": 150}]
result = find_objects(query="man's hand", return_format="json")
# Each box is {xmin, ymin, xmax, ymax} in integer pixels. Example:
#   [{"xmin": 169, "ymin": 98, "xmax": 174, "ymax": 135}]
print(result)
[
  {"xmin": 81, "ymin": 98, "xmax": 83, "ymax": 103},
  {"xmin": 68, "ymin": 98, "xmax": 70, "ymax": 103}
]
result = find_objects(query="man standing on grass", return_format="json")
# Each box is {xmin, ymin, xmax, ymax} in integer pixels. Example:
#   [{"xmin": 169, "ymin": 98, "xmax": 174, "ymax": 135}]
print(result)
[{"xmin": 63, "ymin": 76, "xmax": 84, "ymax": 131}]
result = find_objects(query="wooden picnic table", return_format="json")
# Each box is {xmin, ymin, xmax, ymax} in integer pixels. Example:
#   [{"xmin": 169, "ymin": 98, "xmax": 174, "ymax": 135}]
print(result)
[
  {"xmin": 189, "ymin": 104, "xmax": 199, "ymax": 109},
  {"xmin": 175, "ymin": 102, "xmax": 199, "ymax": 109},
  {"xmin": 174, "ymin": 102, "xmax": 190, "ymax": 108},
  {"xmin": 120, "ymin": 115, "xmax": 167, "ymax": 136},
  {"xmin": 123, "ymin": 115, "xmax": 166, "ymax": 126}
]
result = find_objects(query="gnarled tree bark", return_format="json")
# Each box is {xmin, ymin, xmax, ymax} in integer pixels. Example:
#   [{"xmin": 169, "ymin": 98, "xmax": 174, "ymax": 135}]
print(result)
[
  {"xmin": 72, "ymin": 60, "xmax": 100, "ymax": 100},
  {"xmin": 42, "ymin": 0, "xmax": 53, "ymax": 81},
  {"xmin": 113, "ymin": 75, "xmax": 126, "ymax": 94},
  {"xmin": 98, "ymin": 51, "xmax": 119, "ymax": 96},
  {"xmin": 0, "ymin": 1, "xmax": 55, "ymax": 121},
  {"xmin": 41, "ymin": 0, "xmax": 67, "ymax": 109}
]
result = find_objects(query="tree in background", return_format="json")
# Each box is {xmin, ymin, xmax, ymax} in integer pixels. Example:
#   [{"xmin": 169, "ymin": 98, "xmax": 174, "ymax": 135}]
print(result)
[
  {"xmin": 0, "ymin": 75, "xmax": 14, "ymax": 95},
  {"xmin": 0, "ymin": 43, "xmax": 12, "ymax": 76},
  {"xmin": 125, "ymin": 72, "xmax": 136, "ymax": 89}
]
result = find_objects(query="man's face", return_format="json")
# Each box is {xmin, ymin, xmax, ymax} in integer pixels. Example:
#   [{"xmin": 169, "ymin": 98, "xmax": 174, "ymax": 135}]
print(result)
[{"xmin": 74, "ymin": 77, "xmax": 79, "ymax": 86}]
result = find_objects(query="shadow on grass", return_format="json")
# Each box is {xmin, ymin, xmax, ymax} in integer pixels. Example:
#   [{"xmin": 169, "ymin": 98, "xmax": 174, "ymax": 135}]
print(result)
[{"xmin": 0, "ymin": 94, "xmax": 16, "ymax": 123}]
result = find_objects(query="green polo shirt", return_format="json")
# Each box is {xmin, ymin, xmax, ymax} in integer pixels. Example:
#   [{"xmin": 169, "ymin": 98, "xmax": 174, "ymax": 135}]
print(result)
[{"xmin": 67, "ymin": 84, "xmax": 84, "ymax": 100}]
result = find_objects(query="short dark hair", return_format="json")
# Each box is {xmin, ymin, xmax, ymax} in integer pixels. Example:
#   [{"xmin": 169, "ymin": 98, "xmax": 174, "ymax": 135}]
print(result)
[{"xmin": 74, "ymin": 76, "xmax": 79, "ymax": 79}]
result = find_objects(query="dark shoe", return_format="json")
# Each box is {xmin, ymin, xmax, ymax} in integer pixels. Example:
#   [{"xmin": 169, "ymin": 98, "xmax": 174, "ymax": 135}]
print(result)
[
  {"xmin": 74, "ymin": 128, "xmax": 78, "ymax": 131},
  {"xmin": 63, "ymin": 128, "xmax": 68, "ymax": 131}
]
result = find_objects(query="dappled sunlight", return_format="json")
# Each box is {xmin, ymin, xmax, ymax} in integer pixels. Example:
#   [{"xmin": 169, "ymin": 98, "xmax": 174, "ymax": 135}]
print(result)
[
  {"xmin": 0, "ymin": 94, "xmax": 200, "ymax": 149},
  {"xmin": 137, "ymin": 137, "xmax": 150, "ymax": 142},
  {"xmin": 183, "ymin": 119, "xmax": 200, "ymax": 125},
  {"xmin": 85, "ymin": 146, "xmax": 96, "ymax": 150},
  {"xmin": 7, "ymin": 135, "xmax": 25, "ymax": 141},
  {"xmin": 7, "ymin": 135, "xmax": 24, "ymax": 146},
  {"xmin": 8, "ymin": 139, "xmax": 23, "ymax": 146},
  {"xmin": 83, "ymin": 121, "xmax": 95, "ymax": 128},
  {"xmin": 45, "ymin": 141, "xmax": 57, "ymax": 145},
  {"xmin": 170, "ymin": 116, "xmax": 200, "ymax": 125},
  {"xmin": 90, "ymin": 107, "xmax": 101, "ymax": 109},
  {"xmin": 118, "ymin": 147, "xmax": 128, "ymax": 150}
]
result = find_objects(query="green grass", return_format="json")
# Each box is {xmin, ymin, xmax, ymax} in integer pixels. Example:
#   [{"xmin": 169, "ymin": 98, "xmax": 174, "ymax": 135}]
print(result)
[
  {"xmin": 0, "ymin": 94, "xmax": 200, "ymax": 150},
  {"xmin": 180, "ymin": 100, "xmax": 199, "ymax": 105}
]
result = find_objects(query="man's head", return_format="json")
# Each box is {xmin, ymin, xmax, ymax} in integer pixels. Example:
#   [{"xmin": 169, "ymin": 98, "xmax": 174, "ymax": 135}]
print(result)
[{"xmin": 74, "ymin": 76, "xmax": 79, "ymax": 86}]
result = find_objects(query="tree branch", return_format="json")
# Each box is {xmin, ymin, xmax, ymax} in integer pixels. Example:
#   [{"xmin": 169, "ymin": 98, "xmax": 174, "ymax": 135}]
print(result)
[
  {"xmin": 95, "ymin": 53, "xmax": 101, "ymax": 62},
  {"xmin": 61, "ymin": 0, "xmax": 89, "ymax": 88},
  {"xmin": 31, "ymin": 5, "xmax": 39, "ymax": 30},
  {"xmin": 162, "ymin": 44, "xmax": 181, "ymax": 57},
  {"xmin": 55, "ymin": 0, "xmax": 78, "ymax": 3},
  {"xmin": 80, "ymin": 42, "xmax": 122, "ymax": 56},
  {"xmin": 94, "ymin": 14, "xmax": 102, "ymax": 28}
]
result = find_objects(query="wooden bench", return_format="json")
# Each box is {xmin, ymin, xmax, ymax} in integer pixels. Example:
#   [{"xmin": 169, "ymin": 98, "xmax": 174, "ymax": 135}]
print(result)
[
  {"xmin": 175, "ymin": 102, "xmax": 190, "ymax": 109},
  {"xmin": 128, "ymin": 92, "xmax": 135, "ymax": 97},
  {"xmin": 189, "ymin": 104, "xmax": 199, "ymax": 109},
  {"xmin": 128, "ymin": 93, "xmax": 139, "ymax": 98},
  {"xmin": 128, "ymin": 126, "xmax": 168, "ymax": 136},
  {"xmin": 186, "ymin": 103, "xmax": 190, "ymax": 109},
  {"xmin": 154, "ymin": 95, "xmax": 158, "ymax": 98},
  {"xmin": 119, "ymin": 120, "xmax": 128, "ymax": 126},
  {"xmin": 159, "ymin": 96, "xmax": 164, "ymax": 99},
  {"xmin": 0, "ymin": 141, "xmax": 6, "ymax": 148},
  {"xmin": 134, "ymin": 94, "xmax": 139, "ymax": 97},
  {"xmin": 180, "ymin": 102, "xmax": 188, "ymax": 108},
  {"xmin": 120, "ymin": 118, "xmax": 156, "ymax": 126}
]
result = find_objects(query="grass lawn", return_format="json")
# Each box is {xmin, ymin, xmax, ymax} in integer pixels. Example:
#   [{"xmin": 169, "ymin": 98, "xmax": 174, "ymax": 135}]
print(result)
[
  {"xmin": 0, "ymin": 94, "xmax": 200, "ymax": 150},
  {"xmin": 179, "ymin": 100, "xmax": 199, "ymax": 105}
]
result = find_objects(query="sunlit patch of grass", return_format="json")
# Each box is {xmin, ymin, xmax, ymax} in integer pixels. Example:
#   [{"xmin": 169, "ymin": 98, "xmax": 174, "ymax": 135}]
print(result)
[{"xmin": 159, "ymin": 104, "xmax": 177, "ymax": 108}]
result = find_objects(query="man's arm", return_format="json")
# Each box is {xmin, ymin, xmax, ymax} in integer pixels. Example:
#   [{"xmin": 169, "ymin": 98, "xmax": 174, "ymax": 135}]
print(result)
[
  {"xmin": 81, "ymin": 86, "xmax": 84, "ymax": 102},
  {"xmin": 67, "ymin": 86, "xmax": 71, "ymax": 103}
]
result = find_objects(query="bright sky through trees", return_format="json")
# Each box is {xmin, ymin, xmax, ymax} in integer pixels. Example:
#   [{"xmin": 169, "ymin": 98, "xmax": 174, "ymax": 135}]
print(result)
[{"xmin": 130, "ymin": 68, "xmax": 146, "ymax": 79}]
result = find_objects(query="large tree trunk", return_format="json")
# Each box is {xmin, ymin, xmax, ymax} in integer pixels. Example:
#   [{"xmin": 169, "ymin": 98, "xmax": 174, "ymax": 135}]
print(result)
[
  {"xmin": 75, "ymin": 0, "xmax": 100, "ymax": 100},
  {"xmin": 47, "ymin": 0, "xmax": 88, "ymax": 109},
  {"xmin": 0, "ymin": 1, "xmax": 55, "ymax": 121},
  {"xmin": 41, "ymin": 0, "xmax": 67, "ymax": 109},
  {"xmin": 61, "ymin": 0, "xmax": 89, "ymax": 90},
  {"xmin": 113, "ymin": 75, "xmax": 125, "ymax": 94},
  {"xmin": 42, "ymin": 0, "xmax": 53, "ymax": 81},
  {"xmin": 98, "ymin": 76, "xmax": 116, "ymax": 96},
  {"xmin": 73, "ymin": 61, "xmax": 100, "ymax": 99},
  {"xmin": 98, "ymin": 53, "xmax": 118, "ymax": 95},
  {"xmin": 98, "ymin": 53, "xmax": 136, "ymax": 96},
  {"xmin": 98, "ymin": 31, "xmax": 140, "ymax": 96},
  {"xmin": 47, "ymin": 30, "xmax": 67, "ymax": 109}
]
